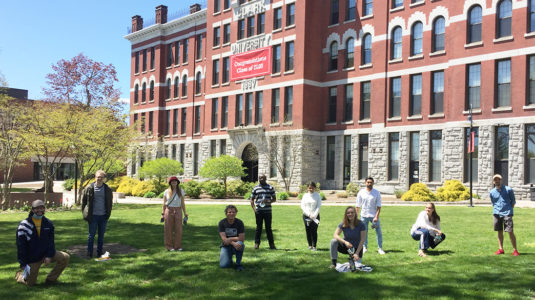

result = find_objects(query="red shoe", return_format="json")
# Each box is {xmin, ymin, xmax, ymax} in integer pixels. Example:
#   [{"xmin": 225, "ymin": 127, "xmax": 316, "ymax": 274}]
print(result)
[
  {"xmin": 494, "ymin": 249, "xmax": 505, "ymax": 255},
  {"xmin": 512, "ymin": 250, "xmax": 519, "ymax": 256}
]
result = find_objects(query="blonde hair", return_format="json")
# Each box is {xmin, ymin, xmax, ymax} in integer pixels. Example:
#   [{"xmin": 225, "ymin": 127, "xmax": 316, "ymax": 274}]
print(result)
[
  {"xmin": 95, "ymin": 170, "xmax": 106, "ymax": 177},
  {"xmin": 342, "ymin": 206, "xmax": 359, "ymax": 228}
]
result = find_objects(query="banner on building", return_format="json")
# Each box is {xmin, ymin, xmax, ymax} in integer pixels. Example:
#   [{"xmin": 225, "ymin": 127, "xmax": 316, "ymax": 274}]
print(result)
[{"xmin": 230, "ymin": 47, "xmax": 271, "ymax": 81}]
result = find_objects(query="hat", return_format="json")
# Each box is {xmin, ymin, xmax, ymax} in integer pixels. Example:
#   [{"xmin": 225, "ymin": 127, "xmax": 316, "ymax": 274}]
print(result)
[
  {"xmin": 32, "ymin": 200, "xmax": 45, "ymax": 208},
  {"xmin": 493, "ymin": 174, "xmax": 502, "ymax": 180},
  {"xmin": 168, "ymin": 176, "xmax": 180, "ymax": 184}
]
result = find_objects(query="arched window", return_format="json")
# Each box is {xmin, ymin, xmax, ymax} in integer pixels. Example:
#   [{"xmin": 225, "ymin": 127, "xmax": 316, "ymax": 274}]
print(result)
[
  {"xmin": 361, "ymin": 33, "xmax": 372, "ymax": 65},
  {"xmin": 134, "ymin": 84, "xmax": 139, "ymax": 104},
  {"xmin": 166, "ymin": 78, "xmax": 171, "ymax": 99},
  {"xmin": 391, "ymin": 26, "xmax": 402, "ymax": 59},
  {"xmin": 411, "ymin": 22, "xmax": 423, "ymax": 55},
  {"xmin": 149, "ymin": 81, "xmax": 154, "ymax": 101},
  {"xmin": 497, "ymin": 0, "xmax": 512, "ymax": 38},
  {"xmin": 468, "ymin": 5, "xmax": 482, "ymax": 43},
  {"xmin": 182, "ymin": 75, "xmax": 188, "ymax": 97},
  {"xmin": 195, "ymin": 72, "xmax": 202, "ymax": 95},
  {"xmin": 432, "ymin": 17, "xmax": 445, "ymax": 52},
  {"xmin": 174, "ymin": 76, "xmax": 179, "ymax": 98},
  {"xmin": 345, "ymin": 38, "xmax": 354, "ymax": 68},
  {"xmin": 329, "ymin": 41, "xmax": 338, "ymax": 71},
  {"xmin": 141, "ymin": 82, "xmax": 146, "ymax": 102}
]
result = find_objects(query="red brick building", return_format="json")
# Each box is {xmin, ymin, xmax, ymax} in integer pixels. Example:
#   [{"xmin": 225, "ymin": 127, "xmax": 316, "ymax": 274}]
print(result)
[{"xmin": 126, "ymin": 0, "xmax": 535, "ymax": 200}]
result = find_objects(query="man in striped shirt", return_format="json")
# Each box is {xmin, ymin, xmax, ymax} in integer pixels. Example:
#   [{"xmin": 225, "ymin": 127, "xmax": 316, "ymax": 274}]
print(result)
[{"xmin": 250, "ymin": 175, "xmax": 277, "ymax": 249}]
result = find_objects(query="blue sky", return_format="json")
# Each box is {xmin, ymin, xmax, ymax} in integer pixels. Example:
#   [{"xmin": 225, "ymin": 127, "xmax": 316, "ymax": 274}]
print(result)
[{"xmin": 0, "ymin": 0, "xmax": 206, "ymax": 101}]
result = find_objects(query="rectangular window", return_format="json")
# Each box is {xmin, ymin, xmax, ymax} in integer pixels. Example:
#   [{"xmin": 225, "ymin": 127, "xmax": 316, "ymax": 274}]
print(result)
[
  {"xmin": 142, "ymin": 49, "xmax": 147, "ymax": 71},
  {"xmin": 183, "ymin": 39, "xmax": 189, "ymax": 63},
  {"xmin": 224, "ymin": 0, "xmax": 230, "ymax": 10},
  {"xmin": 363, "ymin": 0, "xmax": 373, "ymax": 16},
  {"xmin": 271, "ymin": 88, "xmax": 280, "ymax": 123},
  {"xmin": 247, "ymin": 16, "xmax": 255, "ymax": 37},
  {"xmin": 344, "ymin": 84, "xmax": 353, "ymax": 122},
  {"xmin": 222, "ymin": 96, "xmax": 228, "ymax": 128},
  {"xmin": 496, "ymin": 59, "xmax": 511, "ymax": 107},
  {"xmin": 213, "ymin": 27, "xmax": 220, "ymax": 47},
  {"xmin": 193, "ymin": 143, "xmax": 199, "ymax": 176},
  {"xmin": 529, "ymin": 56, "xmax": 535, "ymax": 105},
  {"xmin": 360, "ymin": 81, "xmax": 371, "ymax": 120},
  {"xmin": 359, "ymin": 134, "xmax": 369, "ymax": 179},
  {"xmin": 343, "ymin": 135, "xmax": 351, "ymax": 183},
  {"xmin": 181, "ymin": 108, "xmax": 187, "ymax": 135},
  {"xmin": 173, "ymin": 108, "xmax": 178, "ymax": 135},
  {"xmin": 467, "ymin": 64, "xmax": 481, "ymax": 109},
  {"xmin": 409, "ymin": 132, "xmax": 420, "ymax": 185},
  {"xmin": 167, "ymin": 43, "xmax": 173, "ymax": 67},
  {"xmin": 133, "ymin": 114, "xmax": 138, "ymax": 131},
  {"xmin": 346, "ymin": 0, "xmax": 356, "ymax": 21},
  {"xmin": 272, "ymin": 44, "xmax": 281, "ymax": 73},
  {"xmin": 531, "ymin": 0, "xmax": 535, "ymax": 32},
  {"xmin": 175, "ymin": 41, "xmax": 180, "ymax": 65},
  {"xmin": 285, "ymin": 41, "xmax": 294, "ymax": 71},
  {"xmin": 389, "ymin": 132, "xmax": 400, "ymax": 181},
  {"xmin": 194, "ymin": 106, "xmax": 201, "ymax": 134},
  {"xmin": 214, "ymin": 0, "xmax": 220, "ymax": 13},
  {"xmin": 392, "ymin": 0, "xmax": 403, "ymax": 9},
  {"xmin": 220, "ymin": 139, "xmax": 227, "ymax": 155},
  {"xmin": 212, "ymin": 98, "xmax": 218, "ymax": 129},
  {"xmin": 284, "ymin": 86, "xmax": 293, "ymax": 122},
  {"xmin": 390, "ymin": 77, "xmax": 401, "ymax": 117},
  {"xmin": 212, "ymin": 59, "xmax": 219, "ymax": 85},
  {"xmin": 269, "ymin": 137, "xmax": 277, "ymax": 177},
  {"xmin": 165, "ymin": 110, "xmax": 171, "ymax": 136},
  {"xmin": 210, "ymin": 140, "xmax": 217, "ymax": 157},
  {"xmin": 495, "ymin": 126, "xmax": 509, "ymax": 185},
  {"xmin": 257, "ymin": 13, "xmax": 265, "ymax": 34},
  {"xmin": 223, "ymin": 24, "xmax": 231, "ymax": 44},
  {"xmin": 148, "ymin": 111, "xmax": 153, "ymax": 135},
  {"xmin": 464, "ymin": 127, "xmax": 479, "ymax": 183},
  {"xmin": 238, "ymin": 19, "xmax": 245, "ymax": 40},
  {"xmin": 432, "ymin": 71, "xmax": 444, "ymax": 114},
  {"xmin": 526, "ymin": 124, "xmax": 535, "ymax": 183},
  {"xmin": 286, "ymin": 3, "xmax": 295, "ymax": 26},
  {"xmin": 172, "ymin": 144, "xmax": 177, "ymax": 160},
  {"xmin": 222, "ymin": 57, "xmax": 230, "ymax": 83},
  {"xmin": 326, "ymin": 136, "xmax": 336, "ymax": 180},
  {"xmin": 410, "ymin": 74, "xmax": 422, "ymax": 116},
  {"xmin": 135, "ymin": 51, "xmax": 140, "ymax": 73},
  {"xmin": 179, "ymin": 144, "xmax": 185, "ymax": 166},
  {"xmin": 140, "ymin": 112, "xmax": 145, "ymax": 133},
  {"xmin": 236, "ymin": 94, "xmax": 243, "ymax": 126},
  {"xmin": 255, "ymin": 91, "xmax": 263, "ymax": 124},
  {"xmin": 196, "ymin": 34, "xmax": 203, "ymax": 60},
  {"xmin": 330, "ymin": 0, "xmax": 339, "ymax": 25},
  {"xmin": 430, "ymin": 130, "xmax": 442, "ymax": 182},
  {"xmin": 328, "ymin": 87, "xmax": 337, "ymax": 123},
  {"xmin": 245, "ymin": 92, "xmax": 253, "ymax": 125},
  {"xmin": 274, "ymin": 7, "xmax": 282, "ymax": 30},
  {"xmin": 151, "ymin": 46, "xmax": 155, "ymax": 69}
]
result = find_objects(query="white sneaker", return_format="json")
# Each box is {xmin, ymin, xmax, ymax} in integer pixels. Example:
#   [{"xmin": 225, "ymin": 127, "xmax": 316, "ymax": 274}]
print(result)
[
  {"xmin": 363, "ymin": 247, "xmax": 368, "ymax": 254},
  {"xmin": 378, "ymin": 248, "xmax": 386, "ymax": 255}
]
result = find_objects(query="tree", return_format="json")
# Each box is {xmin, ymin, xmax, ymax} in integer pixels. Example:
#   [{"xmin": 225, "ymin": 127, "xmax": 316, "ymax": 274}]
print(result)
[
  {"xmin": 43, "ymin": 53, "xmax": 122, "ymax": 111},
  {"xmin": 262, "ymin": 135, "xmax": 307, "ymax": 192},
  {"xmin": 199, "ymin": 155, "xmax": 246, "ymax": 196},
  {"xmin": 138, "ymin": 157, "xmax": 184, "ymax": 182}
]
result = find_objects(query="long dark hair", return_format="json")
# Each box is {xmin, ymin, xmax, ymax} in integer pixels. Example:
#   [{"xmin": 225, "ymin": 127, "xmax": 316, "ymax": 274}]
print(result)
[
  {"xmin": 342, "ymin": 206, "xmax": 359, "ymax": 228},
  {"xmin": 427, "ymin": 203, "xmax": 440, "ymax": 225}
]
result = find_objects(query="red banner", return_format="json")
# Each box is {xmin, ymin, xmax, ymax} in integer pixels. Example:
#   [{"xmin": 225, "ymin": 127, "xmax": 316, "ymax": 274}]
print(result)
[
  {"xmin": 467, "ymin": 131, "xmax": 475, "ymax": 153},
  {"xmin": 230, "ymin": 47, "xmax": 272, "ymax": 81}
]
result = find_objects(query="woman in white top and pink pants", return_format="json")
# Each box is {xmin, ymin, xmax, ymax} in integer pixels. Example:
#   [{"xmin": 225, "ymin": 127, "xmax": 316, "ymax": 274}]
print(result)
[{"xmin": 162, "ymin": 176, "xmax": 188, "ymax": 251}]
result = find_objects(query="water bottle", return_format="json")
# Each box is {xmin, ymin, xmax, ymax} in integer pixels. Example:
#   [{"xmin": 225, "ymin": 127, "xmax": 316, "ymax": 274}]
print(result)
[{"xmin": 183, "ymin": 216, "xmax": 188, "ymax": 225}]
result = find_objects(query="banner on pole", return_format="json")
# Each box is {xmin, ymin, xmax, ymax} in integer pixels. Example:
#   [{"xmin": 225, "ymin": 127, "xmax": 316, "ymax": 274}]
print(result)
[
  {"xmin": 467, "ymin": 131, "xmax": 475, "ymax": 153},
  {"xmin": 230, "ymin": 47, "xmax": 272, "ymax": 81}
]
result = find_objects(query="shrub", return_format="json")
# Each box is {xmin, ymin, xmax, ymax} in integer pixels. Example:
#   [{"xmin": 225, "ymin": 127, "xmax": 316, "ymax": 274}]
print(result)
[
  {"xmin": 288, "ymin": 191, "xmax": 298, "ymax": 197},
  {"xmin": 401, "ymin": 183, "xmax": 436, "ymax": 202},
  {"xmin": 117, "ymin": 177, "xmax": 139, "ymax": 196},
  {"xmin": 131, "ymin": 180, "xmax": 157, "ymax": 197},
  {"xmin": 268, "ymin": 181, "xmax": 283, "ymax": 193},
  {"xmin": 202, "ymin": 181, "xmax": 226, "ymax": 199},
  {"xmin": 436, "ymin": 180, "xmax": 471, "ymax": 202},
  {"xmin": 346, "ymin": 182, "xmax": 360, "ymax": 197},
  {"xmin": 158, "ymin": 191, "xmax": 165, "ymax": 198},
  {"xmin": 226, "ymin": 180, "xmax": 256, "ymax": 197},
  {"xmin": 277, "ymin": 191, "xmax": 289, "ymax": 200},
  {"xmin": 63, "ymin": 178, "xmax": 75, "ymax": 191},
  {"xmin": 106, "ymin": 176, "xmax": 126, "ymax": 191},
  {"xmin": 182, "ymin": 180, "xmax": 202, "ymax": 198},
  {"xmin": 394, "ymin": 190, "xmax": 406, "ymax": 199},
  {"xmin": 319, "ymin": 192, "xmax": 326, "ymax": 200},
  {"xmin": 144, "ymin": 191, "xmax": 157, "ymax": 198},
  {"xmin": 244, "ymin": 191, "xmax": 252, "ymax": 200},
  {"xmin": 337, "ymin": 191, "xmax": 348, "ymax": 198}
]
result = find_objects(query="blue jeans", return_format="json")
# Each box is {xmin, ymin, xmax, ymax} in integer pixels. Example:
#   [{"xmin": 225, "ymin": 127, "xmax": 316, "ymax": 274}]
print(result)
[
  {"xmin": 360, "ymin": 217, "xmax": 383, "ymax": 249},
  {"xmin": 88, "ymin": 215, "xmax": 108, "ymax": 256},
  {"xmin": 219, "ymin": 241, "xmax": 245, "ymax": 268},
  {"xmin": 411, "ymin": 228, "xmax": 446, "ymax": 250}
]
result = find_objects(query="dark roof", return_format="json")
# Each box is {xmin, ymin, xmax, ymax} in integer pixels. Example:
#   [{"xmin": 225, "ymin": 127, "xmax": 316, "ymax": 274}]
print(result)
[{"xmin": 4, "ymin": 88, "xmax": 28, "ymax": 100}]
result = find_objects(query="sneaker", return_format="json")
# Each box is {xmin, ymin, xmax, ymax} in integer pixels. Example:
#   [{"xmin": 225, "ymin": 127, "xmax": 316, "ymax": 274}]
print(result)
[
  {"xmin": 269, "ymin": 244, "xmax": 277, "ymax": 250},
  {"xmin": 308, "ymin": 246, "xmax": 313, "ymax": 250},
  {"xmin": 378, "ymin": 248, "xmax": 386, "ymax": 255},
  {"xmin": 363, "ymin": 247, "xmax": 368, "ymax": 254},
  {"xmin": 169, "ymin": 249, "xmax": 175, "ymax": 251},
  {"xmin": 512, "ymin": 250, "xmax": 519, "ymax": 256},
  {"xmin": 177, "ymin": 248, "xmax": 183, "ymax": 251},
  {"xmin": 494, "ymin": 249, "xmax": 505, "ymax": 255},
  {"xmin": 236, "ymin": 265, "xmax": 243, "ymax": 271},
  {"xmin": 328, "ymin": 264, "xmax": 336, "ymax": 269},
  {"xmin": 254, "ymin": 243, "xmax": 259, "ymax": 250}
]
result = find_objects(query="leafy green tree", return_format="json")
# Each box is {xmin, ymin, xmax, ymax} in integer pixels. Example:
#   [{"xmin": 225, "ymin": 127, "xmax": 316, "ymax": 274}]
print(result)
[
  {"xmin": 138, "ymin": 157, "xmax": 184, "ymax": 182},
  {"xmin": 199, "ymin": 155, "xmax": 246, "ymax": 196}
]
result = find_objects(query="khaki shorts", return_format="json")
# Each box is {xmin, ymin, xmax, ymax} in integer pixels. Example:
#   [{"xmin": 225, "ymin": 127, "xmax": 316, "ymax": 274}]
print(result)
[{"xmin": 493, "ymin": 215, "xmax": 513, "ymax": 232}]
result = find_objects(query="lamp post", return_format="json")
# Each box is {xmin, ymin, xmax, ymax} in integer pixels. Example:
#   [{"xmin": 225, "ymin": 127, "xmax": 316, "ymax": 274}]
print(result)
[
  {"xmin": 468, "ymin": 104, "xmax": 473, "ymax": 207},
  {"xmin": 74, "ymin": 159, "xmax": 78, "ymax": 204}
]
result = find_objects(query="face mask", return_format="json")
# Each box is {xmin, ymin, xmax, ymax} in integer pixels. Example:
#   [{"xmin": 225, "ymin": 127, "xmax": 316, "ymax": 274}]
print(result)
[{"xmin": 33, "ymin": 213, "xmax": 44, "ymax": 219}]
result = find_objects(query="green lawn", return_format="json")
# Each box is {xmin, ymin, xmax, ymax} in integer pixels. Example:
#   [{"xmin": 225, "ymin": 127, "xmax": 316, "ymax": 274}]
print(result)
[
  {"xmin": 0, "ymin": 204, "xmax": 533, "ymax": 299},
  {"xmin": 9, "ymin": 188, "xmax": 33, "ymax": 192}
]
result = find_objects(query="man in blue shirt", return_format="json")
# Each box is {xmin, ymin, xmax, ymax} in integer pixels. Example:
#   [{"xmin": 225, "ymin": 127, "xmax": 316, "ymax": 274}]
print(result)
[{"xmin": 489, "ymin": 174, "xmax": 519, "ymax": 256}]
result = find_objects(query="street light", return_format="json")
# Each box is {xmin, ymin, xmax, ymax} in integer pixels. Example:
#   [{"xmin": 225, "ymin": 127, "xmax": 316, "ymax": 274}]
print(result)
[{"xmin": 468, "ymin": 104, "xmax": 474, "ymax": 207}]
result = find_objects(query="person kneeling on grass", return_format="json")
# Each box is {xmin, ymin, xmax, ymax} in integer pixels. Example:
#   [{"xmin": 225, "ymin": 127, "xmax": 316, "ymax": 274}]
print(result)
[
  {"xmin": 329, "ymin": 206, "xmax": 366, "ymax": 269},
  {"xmin": 219, "ymin": 205, "xmax": 245, "ymax": 271},
  {"xmin": 410, "ymin": 203, "xmax": 446, "ymax": 257}
]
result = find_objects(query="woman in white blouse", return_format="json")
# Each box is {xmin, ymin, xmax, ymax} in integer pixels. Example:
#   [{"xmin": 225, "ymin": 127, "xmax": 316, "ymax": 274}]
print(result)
[
  {"xmin": 410, "ymin": 203, "xmax": 446, "ymax": 257},
  {"xmin": 162, "ymin": 176, "xmax": 188, "ymax": 251},
  {"xmin": 300, "ymin": 182, "xmax": 322, "ymax": 251}
]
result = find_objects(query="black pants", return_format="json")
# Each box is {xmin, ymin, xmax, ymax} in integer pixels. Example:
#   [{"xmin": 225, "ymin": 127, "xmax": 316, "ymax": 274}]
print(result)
[
  {"xmin": 255, "ymin": 210, "xmax": 274, "ymax": 245},
  {"xmin": 303, "ymin": 214, "xmax": 320, "ymax": 247}
]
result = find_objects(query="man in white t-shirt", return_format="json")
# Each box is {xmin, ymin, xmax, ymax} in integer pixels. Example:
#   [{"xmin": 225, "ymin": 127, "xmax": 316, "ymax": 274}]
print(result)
[{"xmin": 355, "ymin": 177, "xmax": 385, "ymax": 255}]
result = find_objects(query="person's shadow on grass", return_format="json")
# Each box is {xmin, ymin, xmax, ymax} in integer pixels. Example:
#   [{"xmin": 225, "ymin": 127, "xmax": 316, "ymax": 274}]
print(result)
[{"xmin": 426, "ymin": 250, "xmax": 454, "ymax": 256}]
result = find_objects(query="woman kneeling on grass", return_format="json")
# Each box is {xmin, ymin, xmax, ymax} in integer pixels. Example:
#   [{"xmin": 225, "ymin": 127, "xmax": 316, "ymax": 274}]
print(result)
[
  {"xmin": 162, "ymin": 176, "xmax": 188, "ymax": 251},
  {"xmin": 329, "ymin": 206, "xmax": 366, "ymax": 268},
  {"xmin": 410, "ymin": 203, "xmax": 446, "ymax": 257}
]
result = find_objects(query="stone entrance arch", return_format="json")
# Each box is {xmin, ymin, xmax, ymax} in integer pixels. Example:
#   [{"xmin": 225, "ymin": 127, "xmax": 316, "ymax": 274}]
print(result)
[{"xmin": 241, "ymin": 143, "xmax": 258, "ymax": 183}]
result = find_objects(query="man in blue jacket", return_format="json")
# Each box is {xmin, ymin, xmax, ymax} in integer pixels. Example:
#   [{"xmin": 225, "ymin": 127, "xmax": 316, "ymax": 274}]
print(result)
[
  {"xmin": 490, "ymin": 174, "xmax": 519, "ymax": 256},
  {"xmin": 16, "ymin": 200, "xmax": 70, "ymax": 286}
]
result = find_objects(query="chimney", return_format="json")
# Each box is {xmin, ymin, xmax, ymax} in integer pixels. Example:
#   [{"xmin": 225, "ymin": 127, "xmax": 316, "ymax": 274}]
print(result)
[
  {"xmin": 190, "ymin": 3, "xmax": 201, "ymax": 14},
  {"xmin": 155, "ymin": 5, "xmax": 168, "ymax": 24},
  {"xmin": 131, "ymin": 15, "xmax": 143, "ymax": 32}
]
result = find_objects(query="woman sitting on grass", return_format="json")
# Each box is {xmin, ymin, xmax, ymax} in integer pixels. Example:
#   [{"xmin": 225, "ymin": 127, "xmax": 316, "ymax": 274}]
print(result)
[
  {"xmin": 410, "ymin": 203, "xmax": 446, "ymax": 257},
  {"xmin": 329, "ymin": 206, "xmax": 366, "ymax": 268}
]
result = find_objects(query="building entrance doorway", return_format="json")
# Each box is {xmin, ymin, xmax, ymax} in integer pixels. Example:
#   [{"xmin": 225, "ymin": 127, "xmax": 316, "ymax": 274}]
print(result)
[{"xmin": 241, "ymin": 143, "xmax": 258, "ymax": 183}]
